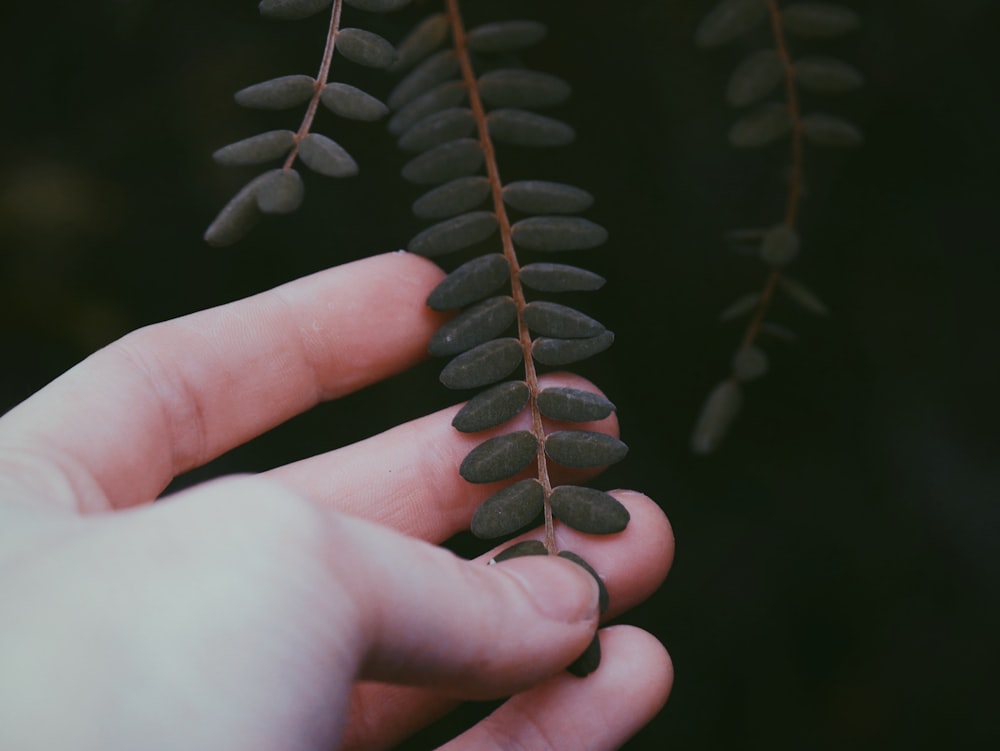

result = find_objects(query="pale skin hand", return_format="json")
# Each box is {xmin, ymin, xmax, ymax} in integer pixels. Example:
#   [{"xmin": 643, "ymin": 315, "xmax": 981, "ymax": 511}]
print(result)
[{"xmin": 0, "ymin": 252, "xmax": 674, "ymax": 751}]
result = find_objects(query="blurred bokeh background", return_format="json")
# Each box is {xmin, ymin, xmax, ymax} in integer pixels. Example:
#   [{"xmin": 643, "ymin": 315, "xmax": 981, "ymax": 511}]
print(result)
[{"xmin": 2, "ymin": 0, "xmax": 997, "ymax": 748}]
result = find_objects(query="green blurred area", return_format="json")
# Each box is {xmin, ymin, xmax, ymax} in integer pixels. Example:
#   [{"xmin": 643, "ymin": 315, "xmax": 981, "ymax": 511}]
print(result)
[{"xmin": 2, "ymin": 1, "xmax": 998, "ymax": 748}]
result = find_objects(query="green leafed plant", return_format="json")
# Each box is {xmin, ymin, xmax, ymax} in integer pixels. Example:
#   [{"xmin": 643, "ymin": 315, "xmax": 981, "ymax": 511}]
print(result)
[
  {"xmin": 691, "ymin": 0, "xmax": 863, "ymax": 454},
  {"xmin": 388, "ymin": 0, "xmax": 625, "ymax": 676}
]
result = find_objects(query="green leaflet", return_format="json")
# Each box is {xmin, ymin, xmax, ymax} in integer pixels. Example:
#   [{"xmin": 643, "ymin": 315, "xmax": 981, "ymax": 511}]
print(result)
[
  {"xmin": 471, "ymin": 478, "xmax": 544, "ymax": 538},
  {"xmin": 794, "ymin": 56, "xmax": 864, "ymax": 92},
  {"xmin": 336, "ymin": 28, "xmax": 397, "ymax": 69},
  {"xmin": 234, "ymin": 75, "xmax": 315, "ymax": 110},
  {"xmin": 343, "ymin": 0, "xmax": 411, "ymax": 13},
  {"xmin": 567, "ymin": 633, "xmax": 602, "ymax": 678},
  {"xmin": 729, "ymin": 102, "xmax": 791, "ymax": 148},
  {"xmin": 452, "ymin": 380, "xmax": 530, "ymax": 433},
  {"xmin": 298, "ymin": 133, "xmax": 359, "ymax": 177},
  {"xmin": 726, "ymin": 50, "xmax": 784, "ymax": 108},
  {"xmin": 549, "ymin": 485, "xmax": 630, "ymax": 534},
  {"xmin": 439, "ymin": 338, "xmax": 523, "ymax": 390},
  {"xmin": 391, "ymin": 13, "xmax": 450, "ymax": 73},
  {"xmin": 503, "ymin": 182, "xmax": 594, "ymax": 215},
  {"xmin": 255, "ymin": 169, "xmax": 304, "ymax": 214},
  {"xmin": 719, "ymin": 292, "xmax": 761, "ymax": 322},
  {"xmin": 388, "ymin": 50, "xmax": 460, "ymax": 110},
  {"xmin": 320, "ymin": 82, "xmax": 389, "ymax": 121},
  {"xmin": 544, "ymin": 430, "xmax": 628, "ymax": 469},
  {"xmin": 487, "ymin": 109, "xmax": 575, "ymax": 147},
  {"xmin": 407, "ymin": 210, "xmax": 498, "ymax": 257},
  {"xmin": 518, "ymin": 263, "xmax": 605, "ymax": 292},
  {"xmin": 695, "ymin": 0, "xmax": 768, "ymax": 48},
  {"xmin": 401, "ymin": 138, "xmax": 484, "ymax": 184},
  {"xmin": 259, "ymin": 0, "xmax": 333, "ymax": 22},
  {"xmin": 523, "ymin": 301, "xmax": 605, "ymax": 339},
  {"xmin": 511, "ymin": 216, "xmax": 608, "ymax": 251},
  {"xmin": 459, "ymin": 430, "xmax": 538, "ymax": 484},
  {"xmin": 782, "ymin": 2, "xmax": 860, "ymax": 38},
  {"xmin": 691, "ymin": 380, "xmax": 743, "ymax": 455},
  {"xmin": 800, "ymin": 113, "xmax": 864, "ymax": 147},
  {"xmin": 212, "ymin": 130, "xmax": 296, "ymax": 166},
  {"xmin": 398, "ymin": 107, "xmax": 476, "ymax": 152},
  {"xmin": 558, "ymin": 550, "xmax": 609, "ymax": 614},
  {"xmin": 466, "ymin": 20, "xmax": 547, "ymax": 53},
  {"xmin": 413, "ymin": 176, "xmax": 491, "ymax": 219},
  {"xmin": 428, "ymin": 295, "xmax": 516, "ymax": 357},
  {"xmin": 490, "ymin": 539, "xmax": 547, "ymax": 563},
  {"xmin": 478, "ymin": 69, "xmax": 571, "ymax": 109},
  {"xmin": 732, "ymin": 345, "xmax": 769, "ymax": 382},
  {"xmin": 779, "ymin": 276, "xmax": 830, "ymax": 316},
  {"xmin": 204, "ymin": 176, "xmax": 264, "ymax": 247},
  {"xmin": 761, "ymin": 224, "xmax": 800, "ymax": 267},
  {"xmin": 532, "ymin": 331, "xmax": 614, "ymax": 366},
  {"xmin": 426, "ymin": 253, "xmax": 510, "ymax": 311},
  {"xmin": 537, "ymin": 387, "xmax": 616, "ymax": 423},
  {"xmin": 388, "ymin": 81, "xmax": 467, "ymax": 136}
]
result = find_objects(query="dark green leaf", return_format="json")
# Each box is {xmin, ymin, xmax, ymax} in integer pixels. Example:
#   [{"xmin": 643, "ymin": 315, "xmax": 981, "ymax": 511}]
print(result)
[
  {"xmin": 726, "ymin": 50, "xmax": 784, "ymax": 107},
  {"xmin": 391, "ymin": 12, "xmax": 450, "ymax": 73},
  {"xmin": 459, "ymin": 430, "xmax": 538, "ymax": 484},
  {"xmin": 408, "ymin": 210, "xmax": 498, "ymax": 257},
  {"xmin": 234, "ymin": 75, "xmax": 315, "ymax": 110},
  {"xmin": 537, "ymin": 387, "xmax": 615, "ymax": 423},
  {"xmin": 478, "ymin": 69, "xmax": 571, "ymax": 109},
  {"xmin": 544, "ymin": 430, "xmax": 627, "ymax": 468},
  {"xmin": 760, "ymin": 224, "xmax": 799, "ymax": 266},
  {"xmin": 502, "ymin": 181, "xmax": 593, "ymax": 215},
  {"xmin": 518, "ymin": 263, "xmax": 605, "ymax": 292},
  {"xmin": 779, "ymin": 276, "xmax": 830, "ymax": 315},
  {"xmin": 259, "ymin": 0, "xmax": 332, "ymax": 22},
  {"xmin": 466, "ymin": 20, "xmax": 547, "ymax": 52},
  {"xmin": 320, "ymin": 83, "xmax": 389, "ymax": 121},
  {"xmin": 298, "ymin": 133, "xmax": 358, "ymax": 177},
  {"xmin": 567, "ymin": 632, "xmax": 601, "ymax": 677},
  {"xmin": 558, "ymin": 551, "xmax": 609, "ymax": 614},
  {"xmin": 800, "ymin": 113, "xmax": 864, "ymax": 146},
  {"xmin": 398, "ymin": 107, "xmax": 475, "ymax": 152},
  {"xmin": 428, "ymin": 295, "xmax": 516, "ymax": 357},
  {"xmin": 691, "ymin": 380, "xmax": 743, "ymax": 455},
  {"xmin": 439, "ymin": 338, "xmax": 523, "ymax": 390},
  {"xmin": 782, "ymin": 3, "xmax": 860, "ymax": 37},
  {"xmin": 337, "ymin": 28, "xmax": 397, "ymax": 69},
  {"xmin": 452, "ymin": 380, "xmax": 530, "ymax": 433},
  {"xmin": 523, "ymin": 301, "xmax": 605, "ymax": 339},
  {"xmin": 401, "ymin": 138, "xmax": 483, "ymax": 184},
  {"xmin": 212, "ymin": 130, "xmax": 296, "ymax": 166},
  {"xmin": 794, "ymin": 56, "xmax": 864, "ymax": 92},
  {"xmin": 729, "ymin": 102, "xmax": 791, "ymax": 148},
  {"xmin": 427, "ymin": 253, "xmax": 510, "ymax": 310},
  {"xmin": 719, "ymin": 292, "xmax": 761, "ymax": 321},
  {"xmin": 695, "ymin": 0, "xmax": 768, "ymax": 48},
  {"xmin": 388, "ymin": 80, "xmax": 466, "ymax": 135},
  {"xmin": 532, "ymin": 331, "xmax": 614, "ymax": 366},
  {"xmin": 550, "ymin": 485, "xmax": 630, "ymax": 534},
  {"xmin": 511, "ymin": 216, "xmax": 607, "ymax": 251},
  {"xmin": 255, "ymin": 168, "xmax": 304, "ymax": 214},
  {"xmin": 487, "ymin": 109, "xmax": 575, "ymax": 147},
  {"xmin": 204, "ymin": 177, "xmax": 262, "ymax": 247},
  {"xmin": 343, "ymin": 0, "xmax": 410, "ymax": 13},
  {"xmin": 413, "ymin": 176, "xmax": 491, "ymax": 219},
  {"xmin": 388, "ymin": 49, "xmax": 460, "ymax": 110},
  {"xmin": 490, "ymin": 539, "xmax": 547, "ymax": 563},
  {"xmin": 471, "ymin": 478, "xmax": 544, "ymax": 538},
  {"xmin": 732, "ymin": 345, "xmax": 769, "ymax": 382}
]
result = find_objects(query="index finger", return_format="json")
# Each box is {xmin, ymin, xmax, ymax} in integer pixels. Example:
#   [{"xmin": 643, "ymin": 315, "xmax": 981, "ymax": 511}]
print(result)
[{"xmin": 0, "ymin": 252, "xmax": 446, "ymax": 513}]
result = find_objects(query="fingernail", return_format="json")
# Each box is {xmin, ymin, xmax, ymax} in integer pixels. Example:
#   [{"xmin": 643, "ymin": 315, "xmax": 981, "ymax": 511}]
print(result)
[{"xmin": 499, "ymin": 556, "xmax": 600, "ymax": 624}]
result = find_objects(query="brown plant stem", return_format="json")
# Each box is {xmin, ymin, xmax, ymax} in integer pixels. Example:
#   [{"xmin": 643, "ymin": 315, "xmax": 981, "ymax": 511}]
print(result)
[
  {"xmin": 446, "ymin": 0, "xmax": 557, "ymax": 554},
  {"xmin": 283, "ymin": 0, "xmax": 344, "ymax": 171}
]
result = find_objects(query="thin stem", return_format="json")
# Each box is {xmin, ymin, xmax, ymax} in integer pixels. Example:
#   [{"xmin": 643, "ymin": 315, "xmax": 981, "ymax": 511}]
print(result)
[
  {"xmin": 737, "ymin": 0, "xmax": 804, "ymax": 352},
  {"xmin": 447, "ymin": 0, "xmax": 557, "ymax": 554},
  {"xmin": 283, "ymin": 0, "xmax": 344, "ymax": 171}
]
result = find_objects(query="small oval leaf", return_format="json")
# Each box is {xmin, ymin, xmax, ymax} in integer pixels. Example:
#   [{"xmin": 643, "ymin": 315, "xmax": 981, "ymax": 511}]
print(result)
[
  {"xmin": 408, "ymin": 210, "xmax": 498, "ymax": 257},
  {"xmin": 800, "ymin": 113, "xmax": 864, "ymax": 146},
  {"xmin": 782, "ymin": 3, "xmax": 860, "ymax": 37},
  {"xmin": 343, "ymin": 0, "xmax": 410, "ymax": 13},
  {"xmin": 691, "ymin": 380, "xmax": 743, "ymax": 455},
  {"xmin": 794, "ymin": 56, "xmax": 864, "ymax": 92},
  {"xmin": 401, "ymin": 138, "xmax": 484, "ymax": 184},
  {"xmin": 490, "ymin": 538, "xmax": 547, "ymax": 563},
  {"xmin": 427, "ymin": 253, "xmax": 510, "ymax": 311},
  {"xmin": 459, "ymin": 430, "xmax": 538, "ymax": 484},
  {"xmin": 478, "ymin": 69, "xmax": 571, "ymax": 109},
  {"xmin": 298, "ymin": 133, "xmax": 359, "ymax": 177},
  {"xmin": 337, "ymin": 28, "xmax": 397, "ymax": 69},
  {"xmin": 234, "ymin": 74, "xmax": 315, "ymax": 110},
  {"xmin": 519, "ymin": 263, "xmax": 606, "ymax": 292},
  {"xmin": 439, "ymin": 338, "xmax": 523, "ymax": 390},
  {"xmin": 732, "ymin": 345, "xmax": 769, "ymax": 382},
  {"xmin": 567, "ymin": 633, "xmax": 602, "ymax": 677},
  {"xmin": 558, "ymin": 550, "xmax": 609, "ymax": 614},
  {"xmin": 204, "ymin": 178, "xmax": 262, "ymax": 247},
  {"xmin": 388, "ymin": 49, "xmax": 460, "ymax": 110},
  {"xmin": 212, "ymin": 130, "xmax": 296, "ymax": 166},
  {"xmin": 428, "ymin": 296, "xmax": 516, "ymax": 357},
  {"xmin": 452, "ymin": 380, "xmax": 530, "ymax": 433},
  {"xmin": 488, "ymin": 109, "xmax": 575, "ymax": 147},
  {"xmin": 760, "ymin": 224, "xmax": 800, "ymax": 266},
  {"xmin": 467, "ymin": 20, "xmax": 547, "ymax": 52},
  {"xmin": 503, "ymin": 181, "xmax": 594, "ymax": 215},
  {"xmin": 259, "ymin": 0, "xmax": 332, "ymax": 21},
  {"xmin": 726, "ymin": 49, "xmax": 784, "ymax": 108},
  {"xmin": 537, "ymin": 387, "xmax": 616, "ymax": 423},
  {"xmin": 511, "ymin": 216, "xmax": 608, "ymax": 251},
  {"xmin": 398, "ymin": 107, "xmax": 476, "ymax": 152},
  {"xmin": 320, "ymin": 82, "xmax": 389, "ymax": 121},
  {"xmin": 729, "ymin": 102, "xmax": 791, "ymax": 148},
  {"xmin": 523, "ymin": 301, "xmax": 605, "ymax": 339},
  {"xmin": 550, "ymin": 485, "xmax": 630, "ymax": 534},
  {"xmin": 391, "ymin": 12, "xmax": 450, "ymax": 73},
  {"xmin": 719, "ymin": 292, "xmax": 761, "ymax": 321},
  {"xmin": 388, "ymin": 80, "xmax": 467, "ymax": 136},
  {"xmin": 413, "ymin": 175, "xmax": 491, "ymax": 219},
  {"xmin": 532, "ymin": 331, "xmax": 614, "ymax": 366},
  {"xmin": 471, "ymin": 478, "xmax": 544, "ymax": 538},
  {"xmin": 695, "ymin": 0, "xmax": 768, "ymax": 48},
  {"xmin": 255, "ymin": 168, "xmax": 304, "ymax": 214},
  {"xmin": 545, "ymin": 430, "xmax": 627, "ymax": 468},
  {"xmin": 779, "ymin": 276, "xmax": 830, "ymax": 315}
]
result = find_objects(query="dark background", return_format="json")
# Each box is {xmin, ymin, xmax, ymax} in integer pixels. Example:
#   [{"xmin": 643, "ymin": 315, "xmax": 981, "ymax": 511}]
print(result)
[{"xmin": 2, "ymin": 0, "xmax": 998, "ymax": 748}]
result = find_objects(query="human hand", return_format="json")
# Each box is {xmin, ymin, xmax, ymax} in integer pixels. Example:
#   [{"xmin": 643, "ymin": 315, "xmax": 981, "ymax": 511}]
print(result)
[{"xmin": 0, "ymin": 251, "xmax": 674, "ymax": 751}]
